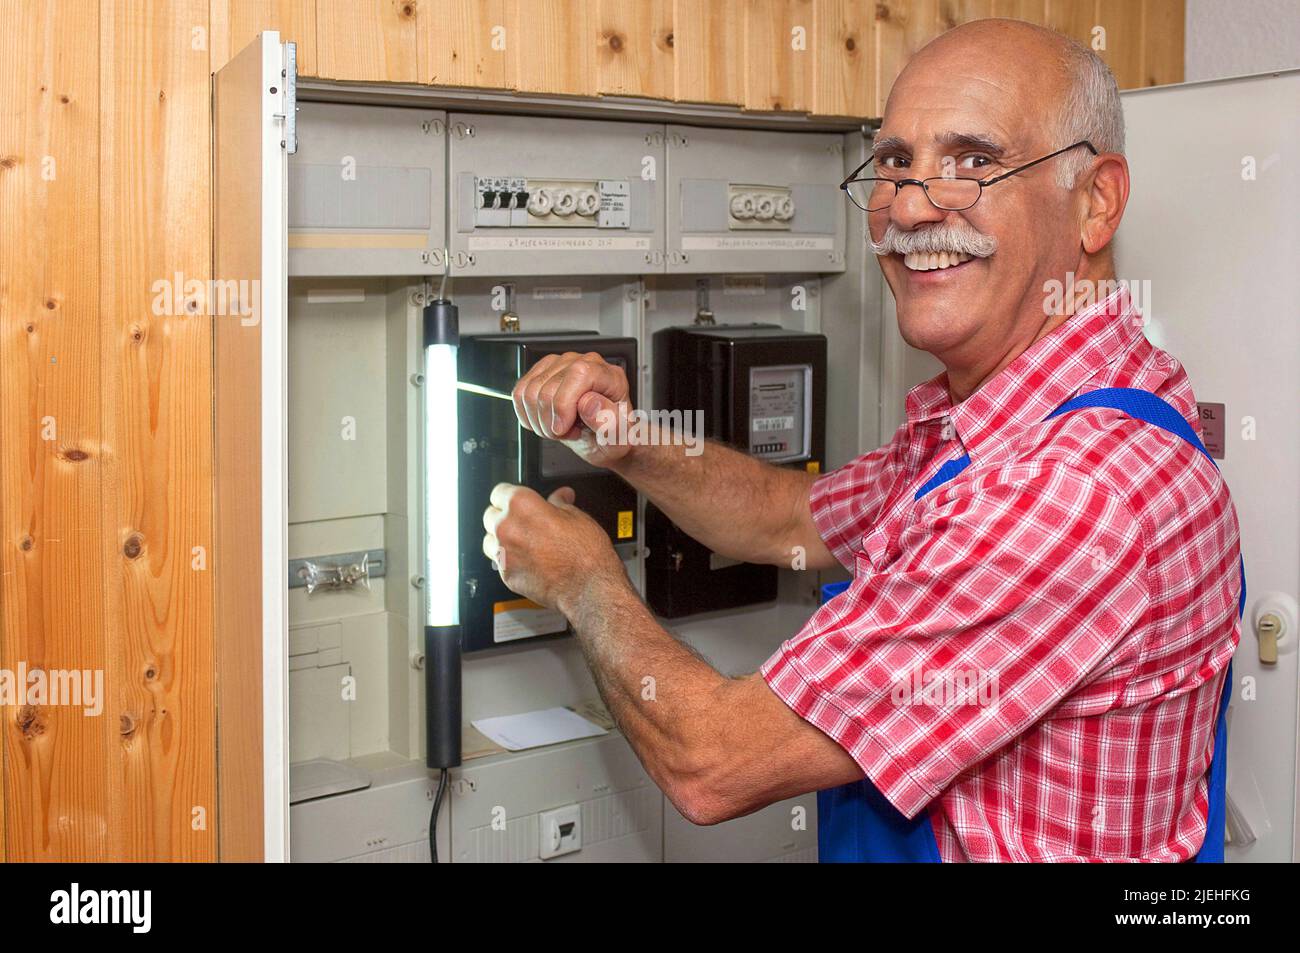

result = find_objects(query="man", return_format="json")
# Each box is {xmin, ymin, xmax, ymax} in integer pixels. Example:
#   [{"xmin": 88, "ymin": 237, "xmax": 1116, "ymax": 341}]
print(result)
[{"xmin": 481, "ymin": 19, "xmax": 1241, "ymax": 861}]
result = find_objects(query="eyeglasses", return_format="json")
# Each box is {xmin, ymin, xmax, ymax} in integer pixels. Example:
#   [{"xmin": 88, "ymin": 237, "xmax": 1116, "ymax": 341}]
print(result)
[{"xmin": 840, "ymin": 140, "xmax": 1098, "ymax": 213}]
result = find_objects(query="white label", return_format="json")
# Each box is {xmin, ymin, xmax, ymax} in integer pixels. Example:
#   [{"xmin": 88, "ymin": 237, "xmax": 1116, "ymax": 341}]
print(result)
[
  {"xmin": 468, "ymin": 235, "xmax": 651, "ymax": 251},
  {"xmin": 723, "ymin": 275, "xmax": 766, "ymax": 296},
  {"xmin": 681, "ymin": 235, "xmax": 835, "ymax": 251},
  {"xmin": 306, "ymin": 287, "xmax": 366, "ymax": 304},
  {"xmin": 532, "ymin": 286, "xmax": 584, "ymax": 300},
  {"xmin": 493, "ymin": 600, "xmax": 567, "ymax": 643},
  {"xmin": 754, "ymin": 416, "xmax": 796, "ymax": 432}
]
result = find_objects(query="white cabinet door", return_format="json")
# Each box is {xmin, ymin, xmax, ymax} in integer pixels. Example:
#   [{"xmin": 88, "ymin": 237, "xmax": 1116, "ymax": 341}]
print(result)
[
  {"xmin": 213, "ymin": 31, "xmax": 292, "ymax": 862},
  {"xmin": 1121, "ymin": 71, "xmax": 1300, "ymax": 863}
]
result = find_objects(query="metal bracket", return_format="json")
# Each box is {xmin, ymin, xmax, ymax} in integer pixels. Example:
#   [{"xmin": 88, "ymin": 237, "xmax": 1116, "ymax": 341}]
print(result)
[
  {"xmin": 283, "ymin": 42, "xmax": 298, "ymax": 155},
  {"xmin": 693, "ymin": 279, "xmax": 715, "ymax": 325},
  {"xmin": 288, "ymin": 548, "xmax": 386, "ymax": 591}
]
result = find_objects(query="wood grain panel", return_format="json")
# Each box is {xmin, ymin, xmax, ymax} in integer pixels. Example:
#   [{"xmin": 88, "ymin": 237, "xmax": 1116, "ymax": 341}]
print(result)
[
  {"xmin": 672, "ymin": 0, "xmax": 744, "ymax": 105},
  {"xmin": 991, "ymin": 0, "xmax": 1048, "ymax": 21},
  {"xmin": 811, "ymin": 0, "xmax": 873, "ymax": 118},
  {"xmin": 1140, "ymin": 0, "xmax": 1184, "ymax": 87},
  {"xmin": 744, "ymin": 0, "xmax": 815, "ymax": 112},
  {"xmin": 0, "ymin": 0, "xmax": 108, "ymax": 862},
  {"xmin": 210, "ymin": 0, "xmax": 318, "ymax": 74},
  {"xmin": 874, "ymin": 0, "xmax": 942, "ymax": 115},
  {"xmin": 597, "ymin": 0, "xmax": 674, "ymax": 99},
  {"xmin": 317, "ymin": 0, "xmax": 419, "ymax": 82},
  {"xmin": 1045, "ymin": 0, "xmax": 1098, "ymax": 46},
  {"xmin": 99, "ymin": 0, "xmax": 216, "ymax": 861},
  {"xmin": 418, "ymin": 0, "xmax": 510, "ymax": 88},
  {"xmin": 1096, "ymin": 0, "xmax": 1143, "ymax": 88},
  {"xmin": 506, "ymin": 0, "xmax": 597, "ymax": 95}
]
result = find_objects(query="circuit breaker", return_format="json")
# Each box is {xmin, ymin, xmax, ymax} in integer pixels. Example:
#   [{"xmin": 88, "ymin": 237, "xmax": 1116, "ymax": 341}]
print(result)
[
  {"xmin": 457, "ymin": 332, "xmax": 639, "ymax": 652},
  {"xmin": 288, "ymin": 102, "xmax": 446, "ymax": 276},
  {"xmin": 665, "ymin": 124, "xmax": 845, "ymax": 275},
  {"xmin": 447, "ymin": 113, "xmax": 665, "ymax": 276},
  {"xmin": 646, "ymin": 325, "xmax": 827, "ymax": 618}
]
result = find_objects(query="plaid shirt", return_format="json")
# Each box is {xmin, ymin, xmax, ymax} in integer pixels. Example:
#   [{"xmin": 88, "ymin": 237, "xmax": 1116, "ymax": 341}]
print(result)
[{"xmin": 762, "ymin": 288, "xmax": 1242, "ymax": 862}]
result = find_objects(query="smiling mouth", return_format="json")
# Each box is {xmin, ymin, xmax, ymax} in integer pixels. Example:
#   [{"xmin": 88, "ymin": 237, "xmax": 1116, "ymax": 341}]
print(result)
[{"xmin": 902, "ymin": 250, "xmax": 976, "ymax": 271}]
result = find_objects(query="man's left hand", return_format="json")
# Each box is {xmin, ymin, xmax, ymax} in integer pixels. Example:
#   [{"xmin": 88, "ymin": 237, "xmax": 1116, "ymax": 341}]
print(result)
[{"xmin": 482, "ymin": 483, "xmax": 626, "ymax": 614}]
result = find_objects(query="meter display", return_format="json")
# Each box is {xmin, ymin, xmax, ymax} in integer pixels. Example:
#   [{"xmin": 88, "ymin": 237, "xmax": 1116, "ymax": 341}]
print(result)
[{"xmin": 749, "ymin": 365, "xmax": 812, "ymax": 461}]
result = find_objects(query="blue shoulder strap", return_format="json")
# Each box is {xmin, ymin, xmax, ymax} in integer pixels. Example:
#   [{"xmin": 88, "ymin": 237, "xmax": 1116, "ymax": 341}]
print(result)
[
  {"xmin": 818, "ymin": 387, "xmax": 1239, "ymax": 862},
  {"xmin": 1046, "ymin": 388, "xmax": 1241, "ymax": 863}
]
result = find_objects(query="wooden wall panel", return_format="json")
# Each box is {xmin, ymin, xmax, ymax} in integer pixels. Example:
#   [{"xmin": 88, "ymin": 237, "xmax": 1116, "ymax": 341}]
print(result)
[
  {"xmin": 317, "ymin": 0, "xmax": 419, "ymax": 82},
  {"xmin": 672, "ymin": 0, "xmax": 744, "ymax": 105},
  {"xmin": 0, "ymin": 0, "xmax": 109, "ymax": 862},
  {"xmin": 1140, "ymin": 0, "xmax": 1184, "ymax": 87},
  {"xmin": 991, "ymin": 0, "xmax": 1048, "ymax": 20},
  {"xmin": 875, "ymin": 0, "xmax": 942, "ymax": 114},
  {"xmin": 417, "ymin": 0, "xmax": 510, "ymax": 88},
  {"xmin": 811, "ymin": 0, "xmax": 874, "ymax": 119},
  {"xmin": 99, "ymin": 0, "xmax": 216, "ymax": 861},
  {"xmin": 1096, "ymin": 0, "xmax": 1143, "ymax": 89},
  {"xmin": 506, "ymin": 0, "xmax": 597, "ymax": 95},
  {"xmin": 210, "ymin": 0, "xmax": 318, "ymax": 74},
  {"xmin": 597, "ymin": 0, "xmax": 674, "ymax": 99},
  {"xmin": 744, "ymin": 0, "xmax": 816, "ymax": 112}
]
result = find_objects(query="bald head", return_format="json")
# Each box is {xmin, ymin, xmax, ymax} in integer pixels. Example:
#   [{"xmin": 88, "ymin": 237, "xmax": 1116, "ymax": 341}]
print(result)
[{"xmin": 891, "ymin": 19, "xmax": 1124, "ymax": 186}]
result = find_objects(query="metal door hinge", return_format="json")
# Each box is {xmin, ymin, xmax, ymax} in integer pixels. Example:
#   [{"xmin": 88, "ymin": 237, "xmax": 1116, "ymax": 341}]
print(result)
[{"xmin": 282, "ymin": 42, "xmax": 298, "ymax": 154}]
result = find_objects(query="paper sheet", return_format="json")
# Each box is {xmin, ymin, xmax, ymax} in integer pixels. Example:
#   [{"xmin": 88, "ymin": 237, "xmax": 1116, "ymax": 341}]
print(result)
[{"xmin": 471, "ymin": 707, "xmax": 608, "ymax": 752}]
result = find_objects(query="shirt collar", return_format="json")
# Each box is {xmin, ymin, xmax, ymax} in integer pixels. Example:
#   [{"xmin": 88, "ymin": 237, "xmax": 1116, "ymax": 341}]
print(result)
[{"xmin": 904, "ymin": 284, "xmax": 1141, "ymax": 460}]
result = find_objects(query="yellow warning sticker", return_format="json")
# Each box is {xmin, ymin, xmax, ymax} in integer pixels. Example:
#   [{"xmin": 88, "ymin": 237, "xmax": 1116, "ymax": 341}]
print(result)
[
  {"xmin": 617, "ymin": 510, "xmax": 634, "ymax": 539},
  {"xmin": 806, "ymin": 461, "xmax": 821, "ymax": 475}
]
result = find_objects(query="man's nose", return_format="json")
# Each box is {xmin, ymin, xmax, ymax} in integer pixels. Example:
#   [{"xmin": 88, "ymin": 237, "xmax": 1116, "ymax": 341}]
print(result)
[{"xmin": 889, "ymin": 180, "xmax": 948, "ymax": 231}]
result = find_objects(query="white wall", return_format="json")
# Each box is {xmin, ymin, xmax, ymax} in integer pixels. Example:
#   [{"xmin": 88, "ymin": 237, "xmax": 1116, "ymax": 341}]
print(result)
[{"xmin": 1185, "ymin": 0, "xmax": 1300, "ymax": 81}]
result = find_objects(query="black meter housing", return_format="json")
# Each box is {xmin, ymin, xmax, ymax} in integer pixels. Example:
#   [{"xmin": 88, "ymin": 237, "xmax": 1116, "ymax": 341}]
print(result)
[
  {"xmin": 647, "ymin": 324, "xmax": 827, "ymax": 618},
  {"xmin": 457, "ymin": 331, "xmax": 638, "ymax": 652}
]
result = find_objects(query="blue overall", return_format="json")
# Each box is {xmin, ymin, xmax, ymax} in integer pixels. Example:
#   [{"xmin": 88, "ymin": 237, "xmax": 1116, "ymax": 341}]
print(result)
[{"xmin": 817, "ymin": 388, "xmax": 1243, "ymax": 863}]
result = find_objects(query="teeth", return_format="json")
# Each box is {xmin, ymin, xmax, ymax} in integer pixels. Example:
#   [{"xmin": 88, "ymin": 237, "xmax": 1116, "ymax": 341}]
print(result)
[{"xmin": 903, "ymin": 251, "xmax": 973, "ymax": 271}]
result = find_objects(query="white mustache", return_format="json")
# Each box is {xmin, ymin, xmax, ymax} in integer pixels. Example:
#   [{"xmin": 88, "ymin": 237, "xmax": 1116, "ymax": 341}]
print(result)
[{"xmin": 870, "ymin": 221, "xmax": 998, "ymax": 259}]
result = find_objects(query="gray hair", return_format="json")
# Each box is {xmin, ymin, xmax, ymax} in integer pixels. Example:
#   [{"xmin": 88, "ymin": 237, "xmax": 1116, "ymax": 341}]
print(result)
[{"xmin": 1054, "ymin": 34, "xmax": 1125, "ymax": 187}]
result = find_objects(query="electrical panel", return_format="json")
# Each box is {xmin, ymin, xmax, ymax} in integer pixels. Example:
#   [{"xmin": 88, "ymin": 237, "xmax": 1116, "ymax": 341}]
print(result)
[
  {"xmin": 646, "ymin": 325, "xmax": 827, "ymax": 618},
  {"xmin": 457, "ymin": 332, "xmax": 638, "ymax": 652},
  {"xmin": 665, "ymin": 124, "xmax": 846, "ymax": 275},
  {"xmin": 289, "ymin": 102, "xmax": 446, "ymax": 276},
  {"xmin": 448, "ymin": 113, "xmax": 665, "ymax": 276}
]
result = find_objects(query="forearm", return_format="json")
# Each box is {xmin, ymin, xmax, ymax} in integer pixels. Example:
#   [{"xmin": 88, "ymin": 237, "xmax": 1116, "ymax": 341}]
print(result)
[
  {"xmin": 560, "ymin": 574, "xmax": 726, "ymax": 812},
  {"xmin": 610, "ymin": 435, "xmax": 821, "ymax": 567},
  {"xmin": 559, "ymin": 575, "xmax": 863, "ymax": 824}
]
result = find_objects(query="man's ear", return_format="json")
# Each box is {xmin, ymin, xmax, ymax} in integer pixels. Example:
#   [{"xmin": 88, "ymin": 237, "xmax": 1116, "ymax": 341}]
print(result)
[{"xmin": 1080, "ymin": 153, "xmax": 1130, "ymax": 255}]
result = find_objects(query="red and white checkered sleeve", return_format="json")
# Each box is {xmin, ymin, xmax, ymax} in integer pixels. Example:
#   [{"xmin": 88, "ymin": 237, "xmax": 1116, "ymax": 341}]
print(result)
[
  {"xmin": 808, "ymin": 436, "xmax": 904, "ymax": 571},
  {"xmin": 763, "ymin": 461, "xmax": 1152, "ymax": 818}
]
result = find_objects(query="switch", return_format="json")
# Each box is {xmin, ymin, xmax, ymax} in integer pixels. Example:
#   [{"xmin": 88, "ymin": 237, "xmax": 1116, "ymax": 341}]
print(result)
[
  {"xmin": 539, "ymin": 804, "xmax": 581, "ymax": 860},
  {"xmin": 1252, "ymin": 592, "xmax": 1296, "ymax": 666}
]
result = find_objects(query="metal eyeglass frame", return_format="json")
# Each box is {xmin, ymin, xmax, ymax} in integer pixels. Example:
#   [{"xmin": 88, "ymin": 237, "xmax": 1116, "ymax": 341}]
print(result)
[{"xmin": 840, "ymin": 140, "xmax": 1099, "ymax": 212}]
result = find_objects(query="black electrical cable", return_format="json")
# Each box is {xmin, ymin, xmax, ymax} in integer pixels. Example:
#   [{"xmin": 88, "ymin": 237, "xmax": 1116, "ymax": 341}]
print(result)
[{"xmin": 429, "ymin": 767, "xmax": 449, "ymax": 863}]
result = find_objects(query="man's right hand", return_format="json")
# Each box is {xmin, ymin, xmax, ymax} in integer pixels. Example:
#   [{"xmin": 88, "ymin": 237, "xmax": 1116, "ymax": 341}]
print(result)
[{"xmin": 512, "ymin": 351, "xmax": 634, "ymax": 468}]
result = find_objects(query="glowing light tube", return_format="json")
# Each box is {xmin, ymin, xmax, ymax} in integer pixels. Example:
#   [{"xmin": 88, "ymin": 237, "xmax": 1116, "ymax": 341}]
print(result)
[{"xmin": 423, "ymin": 299, "xmax": 462, "ymax": 770}]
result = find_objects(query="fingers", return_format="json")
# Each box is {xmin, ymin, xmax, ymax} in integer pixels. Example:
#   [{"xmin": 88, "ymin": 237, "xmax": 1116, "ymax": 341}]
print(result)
[
  {"xmin": 481, "ymin": 532, "xmax": 502, "ymax": 570},
  {"xmin": 547, "ymin": 486, "xmax": 576, "ymax": 507},
  {"xmin": 489, "ymin": 482, "xmax": 527, "ymax": 511},
  {"xmin": 512, "ymin": 352, "xmax": 629, "ymax": 440}
]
